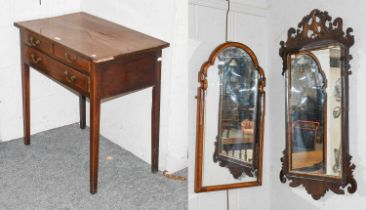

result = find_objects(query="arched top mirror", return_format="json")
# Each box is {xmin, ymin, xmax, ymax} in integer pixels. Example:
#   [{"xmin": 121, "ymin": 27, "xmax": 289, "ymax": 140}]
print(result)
[
  {"xmin": 279, "ymin": 9, "xmax": 357, "ymax": 200},
  {"xmin": 195, "ymin": 42, "xmax": 265, "ymax": 192}
]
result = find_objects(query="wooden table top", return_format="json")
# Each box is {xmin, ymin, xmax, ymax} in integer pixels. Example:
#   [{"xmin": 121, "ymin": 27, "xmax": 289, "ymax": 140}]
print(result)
[{"xmin": 14, "ymin": 12, "xmax": 169, "ymax": 63}]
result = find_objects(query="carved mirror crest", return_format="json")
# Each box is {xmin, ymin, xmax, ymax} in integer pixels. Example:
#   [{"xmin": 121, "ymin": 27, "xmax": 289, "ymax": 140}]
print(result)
[
  {"xmin": 279, "ymin": 9, "xmax": 357, "ymax": 200},
  {"xmin": 195, "ymin": 42, "xmax": 265, "ymax": 192}
]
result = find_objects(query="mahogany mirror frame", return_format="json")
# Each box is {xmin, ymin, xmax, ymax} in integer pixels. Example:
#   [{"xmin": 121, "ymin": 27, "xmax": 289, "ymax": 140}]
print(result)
[
  {"xmin": 279, "ymin": 9, "xmax": 357, "ymax": 200},
  {"xmin": 195, "ymin": 42, "xmax": 265, "ymax": 192}
]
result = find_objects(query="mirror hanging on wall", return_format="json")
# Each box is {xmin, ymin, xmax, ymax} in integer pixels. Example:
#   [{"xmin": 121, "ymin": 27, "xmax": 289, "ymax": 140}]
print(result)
[
  {"xmin": 194, "ymin": 42, "xmax": 265, "ymax": 192},
  {"xmin": 194, "ymin": 0, "xmax": 266, "ymax": 193},
  {"xmin": 279, "ymin": 9, "xmax": 357, "ymax": 200}
]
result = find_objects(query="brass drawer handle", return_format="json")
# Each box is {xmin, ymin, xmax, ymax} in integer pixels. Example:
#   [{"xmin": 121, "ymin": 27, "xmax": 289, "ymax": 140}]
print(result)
[
  {"xmin": 29, "ymin": 36, "xmax": 41, "ymax": 47},
  {"xmin": 31, "ymin": 53, "xmax": 42, "ymax": 64},
  {"xmin": 64, "ymin": 52, "xmax": 76, "ymax": 63},
  {"xmin": 64, "ymin": 71, "xmax": 76, "ymax": 83}
]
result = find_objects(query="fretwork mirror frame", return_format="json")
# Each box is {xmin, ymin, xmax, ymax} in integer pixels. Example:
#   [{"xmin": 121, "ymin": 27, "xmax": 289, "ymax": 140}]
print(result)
[
  {"xmin": 279, "ymin": 9, "xmax": 357, "ymax": 200},
  {"xmin": 195, "ymin": 42, "xmax": 265, "ymax": 192}
]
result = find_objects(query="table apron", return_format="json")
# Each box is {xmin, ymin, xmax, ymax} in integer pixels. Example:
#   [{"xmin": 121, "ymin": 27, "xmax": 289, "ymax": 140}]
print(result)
[{"xmin": 98, "ymin": 52, "xmax": 158, "ymax": 99}]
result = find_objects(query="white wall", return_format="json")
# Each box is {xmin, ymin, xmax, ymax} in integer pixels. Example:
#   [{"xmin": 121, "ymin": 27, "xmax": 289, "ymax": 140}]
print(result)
[
  {"xmin": 188, "ymin": 0, "xmax": 270, "ymax": 209},
  {"xmin": 0, "ymin": 0, "xmax": 81, "ymax": 141},
  {"xmin": 0, "ymin": 0, "xmax": 188, "ymax": 173},
  {"xmin": 80, "ymin": 0, "xmax": 188, "ymax": 172},
  {"xmin": 268, "ymin": 1, "xmax": 366, "ymax": 209}
]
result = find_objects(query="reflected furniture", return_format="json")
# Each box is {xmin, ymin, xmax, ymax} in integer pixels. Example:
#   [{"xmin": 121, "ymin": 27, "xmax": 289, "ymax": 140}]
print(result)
[
  {"xmin": 292, "ymin": 120, "xmax": 320, "ymax": 150},
  {"xmin": 195, "ymin": 42, "xmax": 265, "ymax": 192},
  {"xmin": 279, "ymin": 9, "xmax": 357, "ymax": 199},
  {"xmin": 14, "ymin": 12, "xmax": 169, "ymax": 194},
  {"xmin": 222, "ymin": 120, "xmax": 254, "ymax": 160}
]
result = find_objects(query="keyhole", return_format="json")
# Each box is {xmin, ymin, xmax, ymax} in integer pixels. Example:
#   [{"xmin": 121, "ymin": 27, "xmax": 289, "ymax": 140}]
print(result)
[{"xmin": 39, "ymin": 0, "xmax": 42, "ymax": 5}]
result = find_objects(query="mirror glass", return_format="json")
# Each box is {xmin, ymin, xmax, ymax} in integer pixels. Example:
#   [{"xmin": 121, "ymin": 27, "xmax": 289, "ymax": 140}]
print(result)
[
  {"xmin": 217, "ymin": 47, "xmax": 258, "ymax": 165},
  {"xmin": 288, "ymin": 45, "xmax": 342, "ymax": 178},
  {"xmin": 202, "ymin": 46, "xmax": 259, "ymax": 186}
]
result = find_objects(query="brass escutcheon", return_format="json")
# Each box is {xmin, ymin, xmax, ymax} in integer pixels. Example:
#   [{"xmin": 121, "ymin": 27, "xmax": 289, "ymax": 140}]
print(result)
[
  {"xmin": 64, "ymin": 71, "xmax": 76, "ymax": 83},
  {"xmin": 31, "ymin": 53, "xmax": 41, "ymax": 64},
  {"xmin": 64, "ymin": 52, "xmax": 76, "ymax": 63},
  {"xmin": 29, "ymin": 36, "xmax": 41, "ymax": 47}
]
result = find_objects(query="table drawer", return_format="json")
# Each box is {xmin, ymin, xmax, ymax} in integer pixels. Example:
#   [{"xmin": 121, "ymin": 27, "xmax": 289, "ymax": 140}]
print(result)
[
  {"xmin": 53, "ymin": 44, "xmax": 91, "ymax": 73},
  {"xmin": 24, "ymin": 46, "xmax": 89, "ymax": 94},
  {"xmin": 22, "ymin": 30, "xmax": 53, "ymax": 55}
]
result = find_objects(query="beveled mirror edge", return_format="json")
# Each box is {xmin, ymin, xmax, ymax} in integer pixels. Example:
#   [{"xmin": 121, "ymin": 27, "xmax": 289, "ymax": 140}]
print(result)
[
  {"xmin": 278, "ymin": 9, "xmax": 357, "ymax": 200},
  {"xmin": 195, "ymin": 42, "xmax": 266, "ymax": 193}
]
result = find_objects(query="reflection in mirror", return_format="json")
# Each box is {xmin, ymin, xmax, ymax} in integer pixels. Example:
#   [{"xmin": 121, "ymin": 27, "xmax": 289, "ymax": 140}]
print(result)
[
  {"xmin": 217, "ymin": 47, "xmax": 258, "ymax": 168},
  {"xmin": 289, "ymin": 46, "xmax": 342, "ymax": 178},
  {"xmin": 195, "ymin": 42, "xmax": 265, "ymax": 192}
]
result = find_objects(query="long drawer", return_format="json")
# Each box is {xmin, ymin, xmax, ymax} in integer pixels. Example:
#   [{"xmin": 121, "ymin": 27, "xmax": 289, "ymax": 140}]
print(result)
[{"xmin": 23, "ymin": 45, "xmax": 90, "ymax": 94}]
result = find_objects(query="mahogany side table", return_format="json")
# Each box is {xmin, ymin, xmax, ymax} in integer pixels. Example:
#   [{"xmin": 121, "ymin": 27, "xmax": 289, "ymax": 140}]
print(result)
[{"xmin": 14, "ymin": 12, "xmax": 169, "ymax": 194}]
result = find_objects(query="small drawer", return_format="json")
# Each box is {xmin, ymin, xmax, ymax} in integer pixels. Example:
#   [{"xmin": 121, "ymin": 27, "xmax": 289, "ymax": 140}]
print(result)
[
  {"xmin": 53, "ymin": 44, "xmax": 91, "ymax": 73},
  {"xmin": 22, "ymin": 30, "xmax": 52, "ymax": 55},
  {"xmin": 24, "ymin": 46, "xmax": 89, "ymax": 94}
]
